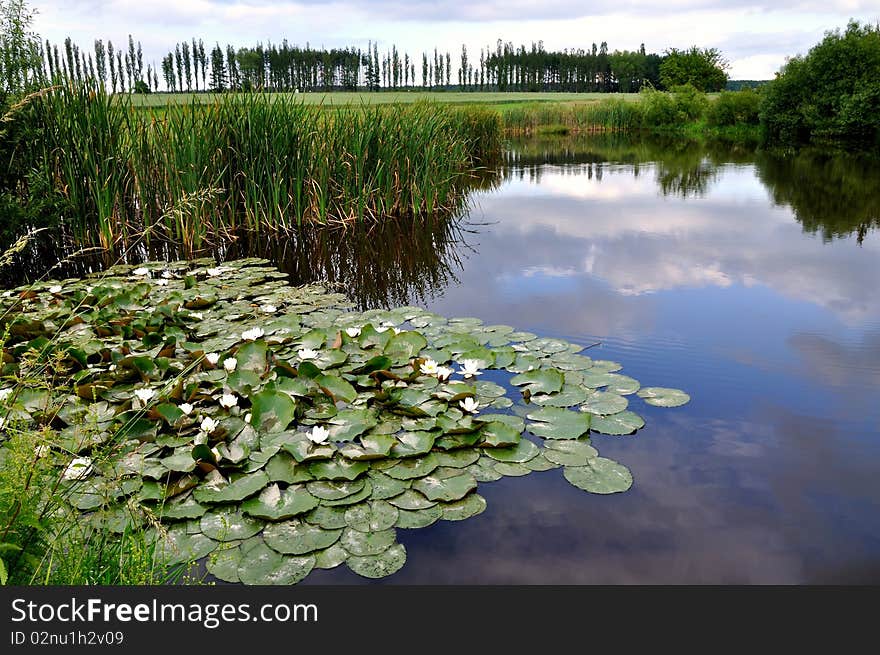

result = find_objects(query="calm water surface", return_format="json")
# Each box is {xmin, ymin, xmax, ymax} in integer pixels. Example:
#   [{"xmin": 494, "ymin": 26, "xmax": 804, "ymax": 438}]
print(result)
[
  {"xmin": 17, "ymin": 135, "xmax": 876, "ymax": 584},
  {"xmin": 295, "ymin": 135, "xmax": 880, "ymax": 584}
]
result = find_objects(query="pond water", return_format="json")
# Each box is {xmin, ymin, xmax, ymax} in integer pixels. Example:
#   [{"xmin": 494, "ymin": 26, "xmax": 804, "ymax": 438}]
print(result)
[
  {"xmin": 288, "ymin": 134, "xmax": 879, "ymax": 584},
  {"xmin": 8, "ymin": 134, "xmax": 878, "ymax": 584}
]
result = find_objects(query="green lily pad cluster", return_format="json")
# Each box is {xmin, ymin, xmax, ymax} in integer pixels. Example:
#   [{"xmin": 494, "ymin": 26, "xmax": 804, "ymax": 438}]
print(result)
[{"xmin": 0, "ymin": 258, "xmax": 689, "ymax": 584}]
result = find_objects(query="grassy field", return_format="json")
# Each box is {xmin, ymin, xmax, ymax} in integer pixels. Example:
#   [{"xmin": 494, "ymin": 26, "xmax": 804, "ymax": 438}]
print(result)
[{"xmin": 130, "ymin": 91, "xmax": 643, "ymax": 109}]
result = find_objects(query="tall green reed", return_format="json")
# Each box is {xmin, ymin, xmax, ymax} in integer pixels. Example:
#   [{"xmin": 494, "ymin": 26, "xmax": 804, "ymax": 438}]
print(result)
[{"xmin": 8, "ymin": 86, "xmax": 500, "ymax": 253}]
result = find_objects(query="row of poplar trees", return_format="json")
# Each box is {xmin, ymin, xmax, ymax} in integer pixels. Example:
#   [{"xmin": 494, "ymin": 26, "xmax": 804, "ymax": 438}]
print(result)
[{"xmin": 37, "ymin": 35, "xmax": 665, "ymax": 93}]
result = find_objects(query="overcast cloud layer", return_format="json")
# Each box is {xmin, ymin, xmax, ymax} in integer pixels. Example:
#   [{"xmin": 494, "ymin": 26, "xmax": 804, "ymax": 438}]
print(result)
[{"xmin": 32, "ymin": 0, "xmax": 880, "ymax": 80}]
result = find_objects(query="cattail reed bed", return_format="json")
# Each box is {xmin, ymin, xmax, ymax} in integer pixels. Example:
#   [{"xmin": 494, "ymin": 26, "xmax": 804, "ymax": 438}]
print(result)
[{"xmin": 2, "ymin": 86, "xmax": 501, "ymax": 253}]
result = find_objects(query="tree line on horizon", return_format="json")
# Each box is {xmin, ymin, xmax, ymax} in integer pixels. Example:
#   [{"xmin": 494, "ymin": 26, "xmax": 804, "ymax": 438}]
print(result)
[{"xmin": 32, "ymin": 34, "xmax": 732, "ymax": 94}]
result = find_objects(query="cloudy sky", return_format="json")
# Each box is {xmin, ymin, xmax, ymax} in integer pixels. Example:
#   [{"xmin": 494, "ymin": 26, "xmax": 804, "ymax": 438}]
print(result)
[{"xmin": 30, "ymin": 1, "xmax": 880, "ymax": 80}]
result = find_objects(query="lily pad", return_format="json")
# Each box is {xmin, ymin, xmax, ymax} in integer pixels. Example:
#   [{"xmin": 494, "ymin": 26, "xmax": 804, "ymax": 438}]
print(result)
[
  {"xmin": 580, "ymin": 391, "xmax": 629, "ymax": 416},
  {"xmin": 237, "ymin": 542, "xmax": 315, "ymax": 585},
  {"xmin": 484, "ymin": 438, "xmax": 540, "ymax": 463},
  {"xmin": 387, "ymin": 489, "xmax": 437, "ymax": 510},
  {"xmin": 304, "ymin": 505, "xmax": 350, "ymax": 530},
  {"xmin": 344, "ymin": 500, "xmax": 400, "ymax": 532},
  {"xmin": 590, "ymin": 411, "xmax": 645, "ymax": 435},
  {"xmin": 637, "ymin": 387, "xmax": 691, "ymax": 408},
  {"xmin": 250, "ymin": 390, "xmax": 296, "ymax": 433},
  {"xmin": 193, "ymin": 471, "xmax": 269, "ymax": 504},
  {"xmin": 543, "ymin": 439, "xmax": 599, "ymax": 467},
  {"xmin": 510, "ymin": 368, "xmax": 564, "ymax": 394},
  {"xmin": 395, "ymin": 504, "xmax": 443, "ymax": 529},
  {"xmin": 314, "ymin": 542, "xmax": 349, "ymax": 570},
  {"xmin": 440, "ymin": 493, "xmax": 487, "ymax": 521},
  {"xmin": 526, "ymin": 407, "xmax": 592, "ymax": 440},
  {"xmin": 479, "ymin": 421, "xmax": 522, "ymax": 448},
  {"xmin": 347, "ymin": 543, "xmax": 406, "ymax": 579},
  {"xmin": 340, "ymin": 527, "xmax": 397, "ymax": 556},
  {"xmin": 305, "ymin": 479, "xmax": 365, "ymax": 501},
  {"xmin": 200, "ymin": 508, "xmax": 264, "ymax": 541},
  {"xmin": 563, "ymin": 458, "xmax": 633, "ymax": 494},
  {"xmin": 384, "ymin": 454, "xmax": 440, "ymax": 480},
  {"xmin": 366, "ymin": 470, "xmax": 411, "ymax": 500},
  {"xmin": 412, "ymin": 471, "xmax": 477, "ymax": 502},
  {"xmin": 493, "ymin": 462, "xmax": 532, "ymax": 477},
  {"xmin": 263, "ymin": 519, "xmax": 343, "ymax": 555},
  {"xmin": 153, "ymin": 524, "xmax": 218, "ymax": 567},
  {"xmin": 241, "ymin": 483, "xmax": 320, "ymax": 520}
]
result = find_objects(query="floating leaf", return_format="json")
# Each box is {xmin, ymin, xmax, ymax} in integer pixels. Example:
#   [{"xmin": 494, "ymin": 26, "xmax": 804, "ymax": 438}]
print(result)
[
  {"xmin": 526, "ymin": 407, "xmax": 591, "ymax": 440},
  {"xmin": 344, "ymin": 500, "xmax": 399, "ymax": 532},
  {"xmin": 265, "ymin": 452, "xmax": 314, "ymax": 484},
  {"xmin": 314, "ymin": 542, "xmax": 348, "ymax": 570},
  {"xmin": 308, "ymin": 458, "xmax": 369, "ymax": 481},
  {"xmin": 241, "ymin": 483, "xmax": 319, "ymax": 520},
  {"xmin": 340, "ymin": 527, "xmax": 397, "ymax": 556},
  {"xmin": 237, "ymin": 542, "xmax": 315, "ymax": 585},
  {"xmin": 387, "ymin": 489, "xmax": 436, "ymax": 510},
  {"xmin": 563, "ymin": 458, "xmax": 633, "ymax": 494},
  {"xmin": 510, "ymin": 368, "xmax": 564, "ymax": 394},
  {"xmin": 580, "ymin": 391, "xmax": 629, "ymax": 416},
  {"xmin": 384, "ymin": 454, "xmax": 439, "ymax": 480},
  {"xmin": 304, "ymin": 505, "xmax": 350, "ymax": 530},
  {"xmin": 153, "ymin": 524, "xmax": 218, "ymax": 567},
  {"xmin": 479, "ymin": 421, "xmax": 522, "ymax": 448},
  {"xmin": 193, "ymin": 471, "xmax": 269, "ymax": 504},
  {"xmin": 263, "ymin": 519, "xmax": 343, "ymax": 555},
  {"xmin": 389, "ymin": 431, "xmax": 435, "ymax": 458},
  {"xmin": 484, "ymin": 439, "xmax": 540, "ymax": 463},
  {"xmin": 543, "ymin": 439, "xmax": 599, "ymax": 467},
  {"xmin": 366, "ymin": 470, "xmax": 410, "ymax": 500},
  {"xmin": 590, "ymin": 411, "xmax": 645, "ymax": 435},
  {"xmin": 637, "ymin": 387, "xmax": 691, "ymax": 408},
  {"xmin": 440, "ymin": 493, "xmax": 487, "ymax": 521},
  {"xmin": 305, "ymin": 479, "xmax": 365, "ymax": 501},
  {"xmin": 200, "ymin": 508, "xmax": 264, "ymax": 541},
  {"xmin": 395, "ymin": 504, "xmax": 443, "ymax": 529},
  {"xmin": 412, "ymin": 471, "xmax": 477, "ymax": 502},
  {"xmin": 250, "ymin": 390, "xmax": 296, "ymax": 433},
  {"xmin": 347, "ymin": 543, "xmax": 406, "ymax": 579},
  {"xmin": 493, "ymin": 462, "xmax": 531, "ymax": 477}
]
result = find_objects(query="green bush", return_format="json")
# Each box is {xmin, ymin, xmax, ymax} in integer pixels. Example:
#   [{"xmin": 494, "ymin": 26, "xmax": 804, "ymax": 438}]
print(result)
[
  {"xmin": 760, "ymin": 21, "xmax": 880, "ymax": 145},
  {"xmin": 708, "ymin": 89, "xmax": 761, "ymax": 127}
]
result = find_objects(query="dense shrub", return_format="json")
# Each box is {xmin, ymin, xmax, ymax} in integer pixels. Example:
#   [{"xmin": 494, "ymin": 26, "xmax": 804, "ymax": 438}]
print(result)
[
  {"xmin": 760, "ymin": 21, "xmax": 880, "ymax": 146},
  {"xmin": 708, "ymin": 89, "xmax": 761, "ymax": 127}
]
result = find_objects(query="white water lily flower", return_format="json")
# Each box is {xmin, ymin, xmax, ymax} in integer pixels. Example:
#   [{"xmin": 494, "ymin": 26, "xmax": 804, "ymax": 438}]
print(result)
[
  {"xmin": 206, "ymin": 267, "xmax": 223, "ymax": 277},
  {"xmin": 154, "ymin": 279, "xmax": 169, "ymax": 286},
  {"xmin": 244, "ymin": 412, "xmax": 252, "ymax": 424},
  {"xmin": 161, "ymin": 270, "xmax": 174, "ymax": 279},
  {"xmin": 297, "ymin": 348, "xmax": 318, "ymax": 360},
  {"xmin": 219, "ymin": 393, "xmax": 238, "ymax": 409},
  {"xmin": 0, "ymin": 388, "xmax": 12, "ymax": 402},
  {"xmin": 458, "ymin": 359, "xmax": 483, "ymax": 378},
  {"xmin": 200, "ymin": 416, "xmax": 219, "ymax": 434},
  {"xmin": 420, "ymin": 358, "xmax": 440, "ymax": 375},
  {"xmin": 345, "ymin": 327, "xmax": 361, "ymax": 338},
  {"xmin": 188, "ymin": 312, "xmax": 204, "ymax": 320},
  {"xmin": 49, "ymin": 285, "xmax": 62, "ymax": 294},
  {"xmin": 436, "ymin": 366, "xmax": 454, "ymax": 381},
  {"xmin": 260, "ymin": 304, "xmax": 277, "ymax": 314},
  {"xmin": 133, "ymin": 387, "xmax": 156, "ymax": 407},
  {"xmin": 241, "ymin": 327, "xmax": 264, "ymax": 341},
  {"xmin": 308, "ymin": 425, "xmax": 330, "ymax": 444},
  {"xmin": 179, "ymin": 402, "xmax": 194, "ymax": 415},
  {"xmin": 132, "ymin": 267, "xmax": 149, "ymax": 276},
  {"xmin": 223, "ymin": 357, "xmax": 237, "ymax": 372},
  {"xmin": 2, "ymin": 290, "xmax": 13, "ymax": 297},
  {"xmin": 205, "ymin": 352, "xmax": 220, "ymax": 365},
  {"xmin": 62, "ymin": 456, "xmax": 93, "ymax": 481},
  {"xmin": 459, "ymin": 397, "xmax": 480, "ymax": 414}
]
